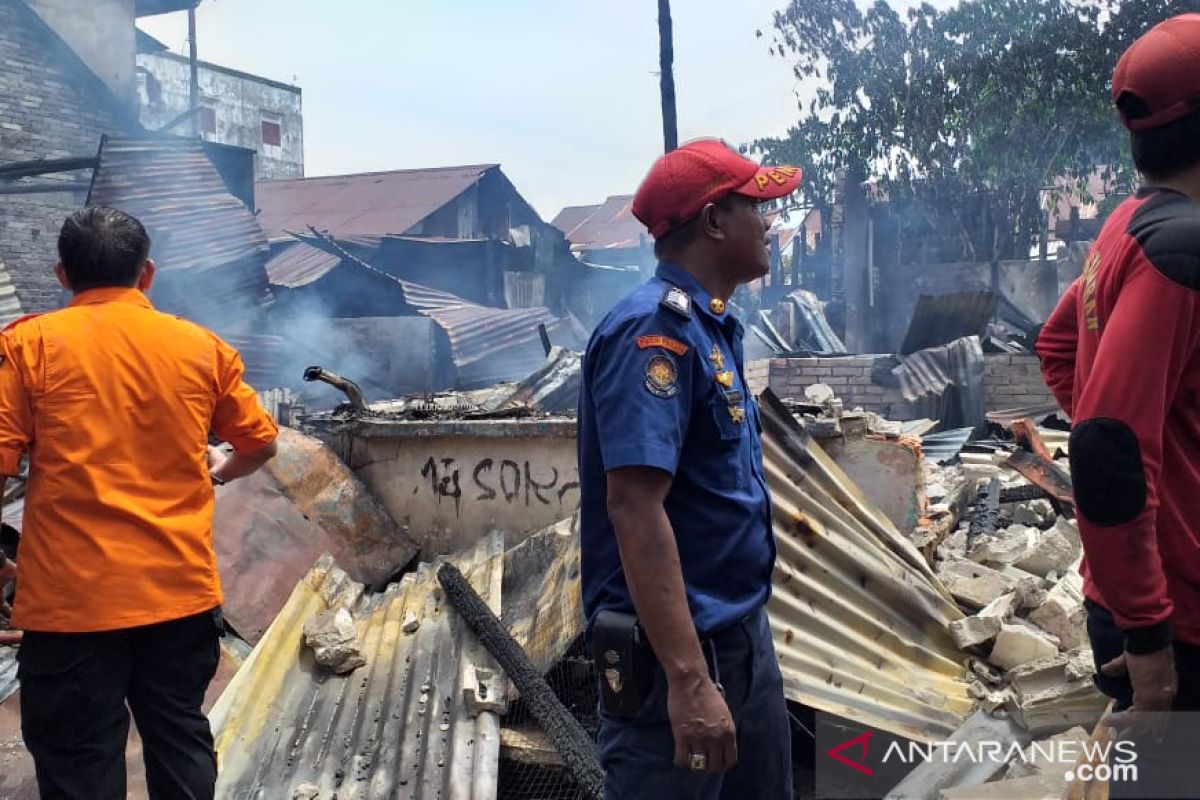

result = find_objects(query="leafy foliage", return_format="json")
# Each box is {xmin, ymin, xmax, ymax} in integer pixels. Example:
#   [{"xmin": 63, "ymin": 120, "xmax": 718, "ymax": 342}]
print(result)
[{"xmin": 755, "ymin": 0, "xmax": 1200, "ymax": 261}]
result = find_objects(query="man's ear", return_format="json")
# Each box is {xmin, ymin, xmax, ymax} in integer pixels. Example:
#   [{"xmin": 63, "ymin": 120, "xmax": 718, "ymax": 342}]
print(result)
[
  {"xmin": 701, "ymin": 203, "xmax": 726, "ymax": 242},
  {"xmin": 53, "ymin": 262, "xmax": 71, "ymax": 291},
  {"xmin": 136, "ymin": 259, "xmax": 156, "ymax": 292}
]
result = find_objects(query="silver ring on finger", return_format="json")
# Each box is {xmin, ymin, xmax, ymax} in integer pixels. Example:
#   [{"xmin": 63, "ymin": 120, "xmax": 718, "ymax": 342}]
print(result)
[{"xmin": 689, "ymin": 752, "xmax": 707, "ymax": 771}]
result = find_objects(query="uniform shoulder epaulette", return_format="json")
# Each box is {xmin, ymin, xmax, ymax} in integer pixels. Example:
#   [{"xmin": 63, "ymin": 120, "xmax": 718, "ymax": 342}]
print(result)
[
  {"xmin": 1, "ymin": 313, "xmax": 44, "ymax": 333},
  {"xmin": 659, "ymin": 285, "xmax": 692, "ymax": 319}
]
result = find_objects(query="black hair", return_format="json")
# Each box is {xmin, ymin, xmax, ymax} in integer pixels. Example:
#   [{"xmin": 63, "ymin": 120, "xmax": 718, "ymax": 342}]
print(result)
[
  {"xmin": 57, "ymin": 206, "xmax": 151, "ymax": 292},
  {"xmin": 1118, "ymin": 93, "xmax": 1200, "ymax": 181},
  {"xmin": 653, "ymin": 193, "xmax": 744, "ymax": 259}
]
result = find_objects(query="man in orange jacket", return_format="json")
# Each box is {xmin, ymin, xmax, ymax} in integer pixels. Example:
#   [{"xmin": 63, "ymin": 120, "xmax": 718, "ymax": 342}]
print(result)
[{"xmin": 0, "ymin": 206, "xmax": 279, "ymax": 799}]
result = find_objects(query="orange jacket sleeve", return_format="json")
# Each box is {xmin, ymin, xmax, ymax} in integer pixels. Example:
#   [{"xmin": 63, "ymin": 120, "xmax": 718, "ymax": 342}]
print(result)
[
  {"xmin": 0, "ymin": 329, "xmax": 35, "ymax": 476},
  {"xmin": 211, "ymin": 336, "xmax": 278, "ymax": 454}
]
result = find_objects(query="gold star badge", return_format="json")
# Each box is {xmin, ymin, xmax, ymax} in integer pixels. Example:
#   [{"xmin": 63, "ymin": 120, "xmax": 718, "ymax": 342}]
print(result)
[
  {"xmin": 728, "ymin": 405, "xmax": 746, "ymax": 424},
  {"xmin": 709, "ymin": 345, "xmax": 725, "ymax": 371},
  {"xmin": 709, "ymin": 298, "xmax": 726, "ymax": 315}
]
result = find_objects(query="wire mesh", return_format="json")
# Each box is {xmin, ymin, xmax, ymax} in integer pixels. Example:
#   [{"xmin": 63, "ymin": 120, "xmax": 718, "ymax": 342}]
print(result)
[{"xmin": 497, "ymin": 630, "xmax": 597, "ymax": 800}]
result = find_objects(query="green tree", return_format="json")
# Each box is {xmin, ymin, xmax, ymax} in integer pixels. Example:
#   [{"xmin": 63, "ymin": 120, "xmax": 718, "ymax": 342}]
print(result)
[{"xmin": 755, "ymin": 0, "xmax": 1200, "ymax": 263}]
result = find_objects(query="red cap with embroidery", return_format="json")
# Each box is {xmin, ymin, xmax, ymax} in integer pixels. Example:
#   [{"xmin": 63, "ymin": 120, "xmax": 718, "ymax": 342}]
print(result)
[
  {"xmin": 1113, "ymin": 13, "xmax": 1200, "ymax": 131},
  {"xmin": 632, "ymin": 139, "xmax": 802, "ymax": 239}
]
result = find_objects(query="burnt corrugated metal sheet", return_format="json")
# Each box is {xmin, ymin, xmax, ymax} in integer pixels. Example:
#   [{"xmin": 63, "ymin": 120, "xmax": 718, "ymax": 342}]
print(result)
[
  {"xmin": 900, "ymin": 291, "xmax": 998, "ymax": 355},
  {"xmin": 985, "ymin": 403, "xmax": 1066, "ymax": 427},
  {"xmin": 786, "ymin": 290, "xmax": 847, "ymax": 354},
  {"xmin": 88, "ymin": 137, "xmax": 269, "ymax": 297},
  {"xmin": 503, "ymin": 271, "xmax": 545, "ymax": 309},
  {"xmin": 893, "ymin": 337, "xmax": 987, "ymax": 431},
  {"xmin": 264, "ymin": 240, "xmax": 341, "ymax": 288},
  {"xmin": 424, "ymin": 304, "xmax": 578, "ymax": 389},
  {"xmin": 222, "ymin": 334, "xmax": 284, "ymax": 390},
  {"xmin": 550, "ymin": 204, "xmax": 601, "ymax": 236},
  {"xmin": 400, "ymin": 280, "xmax": 480, "ymax": 311},
  {"xmin": 213, "ymin": 427, "xmax": 418, "ymax": 644},
  {"xmin": 760, "ymin": 391, "xmax": 973, "ymax": 741},
  {"xmin": 501, "ymin": 515, "xmax": 583, "ymax": 674},
  {"xmin": 210, "ymin": 534, "xmax": 507, "ymax": 800},
  {"xmin": 920, "ymin": 428, "xmax": 975, "ymax": 465},
  {"xmin": 255, "ymin": 165, "xmax": 497, "ymax": 239}
]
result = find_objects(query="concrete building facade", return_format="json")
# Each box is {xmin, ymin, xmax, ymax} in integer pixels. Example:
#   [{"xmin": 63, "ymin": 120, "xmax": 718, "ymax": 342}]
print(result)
[{"xmin": 137, "ymin": 49, "xmax": 303, "ymax": 180}]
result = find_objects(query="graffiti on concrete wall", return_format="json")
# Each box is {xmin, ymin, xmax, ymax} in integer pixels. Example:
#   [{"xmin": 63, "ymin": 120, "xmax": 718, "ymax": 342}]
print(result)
[{"xmin": 418, "ymin": 456, "xmax": 580, "ymax": 517}]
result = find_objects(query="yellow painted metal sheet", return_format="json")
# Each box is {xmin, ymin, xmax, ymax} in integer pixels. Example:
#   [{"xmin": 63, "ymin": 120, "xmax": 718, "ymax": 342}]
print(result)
[
  {"xmin": 760, "ymin": 391, "xmax": 973, "ymax": 742},
  {"xmin": 209, "ymin": 534, "xmax": 506, "ymax": 800}
]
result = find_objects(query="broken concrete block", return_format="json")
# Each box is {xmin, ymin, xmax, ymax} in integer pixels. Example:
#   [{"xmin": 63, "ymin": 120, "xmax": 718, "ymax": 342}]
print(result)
[
  {"xmin": 989, "ymin": 621, "xmax": 1059, "ymax": 670},
  {"xmin": 999, "ymin": 565, "xmax": 1050, "ymax": 609},
  {"xmin": 968, "ymin": 680, "xmax": 1016, "ymax": 714},
  {"xmin": 1028, "ymin": 570, "xmax": 1086, "ymax": 650},
  {"xmin": 937, "ymin": 529, "xmax": 969, "ymax": 562},
  {"xmin": 970, "ymin": 526, "xmax": 1038, "ymax": 566},
  {"xmin": 968, "ymin": 657, "xmax": 1005, "ymax": 686},
  {"xmin": 303, "ymin": 607, "xmax": 366, "ymax": 674},
  {"xmin": 807, "ymin": 417, "xmax": 841, "ymax": 438},
  {"xmin": 805, "ymin": 383, "xmax": 836, "ymax": 405},
  {"xmin": 292, "ymin": 784, "xmax": 322, "ymax": 800},
  {"xmin": 949, "ymin": 592, "xmax": 1018, "ymax": 649},
  {"xmin": 402, "ymin": 610, "xmax": 421, "ymax": 634},
  {"xmin": 1014, "ymin": 517, "xmax": 1081, "ymax": 578},
  {"xmin": 937, "ymin": 558, "xmax": 1017, "ymax": 610},
  {"xmin": 1005, "ymin": 647, "xmax": 1107, "ymax": 734},
  {"xmin": 1029, "ymin": 498, "xmax": 1055, "ymax": 523},
  {"xmin": 1003, "ymin": 726, "xmax": 1090, "ymax": 779}
]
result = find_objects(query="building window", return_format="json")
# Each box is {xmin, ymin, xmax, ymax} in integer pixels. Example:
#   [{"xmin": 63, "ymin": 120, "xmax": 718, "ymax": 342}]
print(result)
[
  {"xmin": 261, "ymin": 118, "xmax": 282, "ymax": 147},
  {"xmin": 199, "ymin": 106, "xmax": 217, "ymax": 136}
]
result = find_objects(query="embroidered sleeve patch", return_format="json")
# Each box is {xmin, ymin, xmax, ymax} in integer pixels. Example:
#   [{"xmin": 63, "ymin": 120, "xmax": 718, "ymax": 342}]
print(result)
[
  {"xmin": 644, "ymin": 355, "xmax": 679, "ymax": 398},
  {"xmin": 636, "ymin": 335, "xmax": 689, "ymax": 356}
]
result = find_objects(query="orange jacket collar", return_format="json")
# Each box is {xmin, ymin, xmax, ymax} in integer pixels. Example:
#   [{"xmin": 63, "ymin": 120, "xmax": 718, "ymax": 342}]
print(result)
[{"xmin": 68, "ymin": 287, "xmax": 153, "ymax": 309}]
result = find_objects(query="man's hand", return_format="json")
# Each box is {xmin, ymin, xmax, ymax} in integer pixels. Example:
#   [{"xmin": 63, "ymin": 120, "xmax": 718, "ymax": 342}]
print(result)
[
  {"xmin": 1101, "ymin": 647, "xmax": 1177, "ymax": 740},
  {"xmin": 668, "ymin": 673, "xmax": 737, "ymax": 773},
  {"xmin": 206, "ymin": 445, "xmax": 227, "ymax": 475}
]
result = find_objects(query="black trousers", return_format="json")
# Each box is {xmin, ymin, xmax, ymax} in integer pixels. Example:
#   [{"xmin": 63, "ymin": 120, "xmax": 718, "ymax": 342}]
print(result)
[
  {"xmin": 597, "ymin": 607, "xmax": 793, "ymax": 800},
  {"xmin": 1086, "ymin": 599, "xmax": 1200, "ymax": 798},
  {"xmin": 17, "ymin": 608, "xmax": 223, "ymax": 800}
]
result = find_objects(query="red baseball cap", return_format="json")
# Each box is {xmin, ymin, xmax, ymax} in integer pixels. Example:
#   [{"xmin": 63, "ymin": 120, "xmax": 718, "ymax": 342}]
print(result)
[
  {"xmin": 632, "ymin": 139, "xmax": 802, "ymax": 239},
  {"xmin": 1113, "ymin": 13, "xmax": 1200, "ymax": 131}
]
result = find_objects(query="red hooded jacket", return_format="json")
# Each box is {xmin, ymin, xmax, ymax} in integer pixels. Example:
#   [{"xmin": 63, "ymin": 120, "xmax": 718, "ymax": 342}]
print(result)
[{"xmin": 1038, "ymin": 188, "xmax": 1200, "ymax": 651}]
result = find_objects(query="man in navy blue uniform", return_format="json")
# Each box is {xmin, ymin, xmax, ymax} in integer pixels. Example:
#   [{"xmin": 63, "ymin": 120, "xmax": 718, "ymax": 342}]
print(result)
[{"xmin": 578, "ymin": 139, "xmax": 800, "ymax": 799}]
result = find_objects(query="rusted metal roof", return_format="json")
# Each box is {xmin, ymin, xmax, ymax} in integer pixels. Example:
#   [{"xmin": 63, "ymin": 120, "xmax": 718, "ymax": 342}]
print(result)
[
  {"xmin": 209, "ymin": 535, "xmax": 507, "ymax": 800},
  {"xmin": 400, "ymin": 279, "xmax": 476, "ymax": 311},
  {"xmin": 255, "ymin": 165, "xmax": 498, "ymax": 239},
  {"xmin": 264, "ymin": 240, "xmax": 341, "ymax": 288},
  {"xmin": 213, "ymin": 427, "xmax": 418, "ymax": 644},
  {"xmin": 87, "ymin": 137, "xmax": 271, "ymax": 284},
  {"xmin": 558, "ymin": 195, "xmax": 647, "ymax": 252},
  {"xmin": 760, "ymin": 391, "xmax": 973, "ymax": 741},
  {"xmin": 221, "ymin": 334, "xmax": 285, "ymax": 390},
  {"xmin": 550, "ymin": 204, "xmax": 601, "ymax": 236},
  {"xmin": 900, "ymin": 291, "xmax": 999, "ymax": 355}
]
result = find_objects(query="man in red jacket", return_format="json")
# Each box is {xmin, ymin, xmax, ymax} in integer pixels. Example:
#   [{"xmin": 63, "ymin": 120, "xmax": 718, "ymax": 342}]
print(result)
[{"xmin": 1037, "ymin": 14, "xmax": 1200, "ymax": 793}]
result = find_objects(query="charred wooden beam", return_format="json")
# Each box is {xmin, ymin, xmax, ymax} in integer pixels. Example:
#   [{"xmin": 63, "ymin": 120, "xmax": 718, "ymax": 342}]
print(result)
[
  {"xmin": 1005, "ymin": 450, "xmax": 1074, "ymax": 518},
  {"xmin": 0, "ymin": 156, "xmax": 96, "ymax": 182},
  {"xmin": 439, "ymin": 562, "xmax": 603, "ymax": 800}
]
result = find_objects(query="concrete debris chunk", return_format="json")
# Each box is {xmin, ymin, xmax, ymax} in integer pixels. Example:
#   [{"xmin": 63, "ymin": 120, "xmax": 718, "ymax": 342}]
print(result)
[
  {"xmin": 1028, "ymin": 569, "xmax": 1086, "ymax": 650},
  {"xmin": 1014, "ymin": 517, "xmax": 1081, "ymax": 578},
  {"xmin": 292, "ymin": 784, "xmax": 323, "ymax": 800},
  {"xmin": 937, "ymin": 528, "xmax": 969, "ymax": 562},
  {"xmin": 1006, "ymin": 647, "xmax": 1107, "ymax": 734},
  {"xmin": 949, "ymin": 592, "xmax": 1018, "ymax": 649},
  {"xmin": 402, "ymin": 610, "xmax": 421, "ymax": 634},
  {"xmin": 970, "ymin": 525, "xmax": 1038, "ymax": 566},
  {"xmin": 937, "ymin": 558, "xmax": 1017, "ymax": 610},
  {"xmin": 1011, "ymin": 502, "xmax": 1048, "ymax": 528},
  {"xmin": 998, "ymin": 565, "xmax": 1049, "ymax": 610},
  {"xmin": 303, "ymin": 607, "xmax": 366, "ymax": 674},
  {"xmin": 989, "ymin": 621, "xmax": 1059, "ymax": 670},
  {"xmin": 807, "ymin": 416, "xmax": 841, "ymax": 437},
  {"xmin": 1003, "ymin": 726, "xmax": 1090, "ymax": 779},
  {"xmin": 804, "ymin": 382, "xmax": 836, "ymax": 405},
  {"xmin": 967, "ymin": 680, "xmax": 1015, "ymax": 714},
  {"xmin": 968, "ymin": 657, "xmax": 1005, "ymax": 686}
]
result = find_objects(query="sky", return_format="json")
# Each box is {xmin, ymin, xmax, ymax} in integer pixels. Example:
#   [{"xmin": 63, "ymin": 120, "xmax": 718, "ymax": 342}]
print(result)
[{"xmin": 138, "ymin": 0, "xmax": 806, "ymax": 220}]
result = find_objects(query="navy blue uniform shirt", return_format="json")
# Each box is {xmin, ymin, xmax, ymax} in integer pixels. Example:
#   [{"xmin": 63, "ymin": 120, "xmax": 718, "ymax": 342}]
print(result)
[{"xmin": 578, "ymin": 261, "xmax": 775, "ymax": 637}]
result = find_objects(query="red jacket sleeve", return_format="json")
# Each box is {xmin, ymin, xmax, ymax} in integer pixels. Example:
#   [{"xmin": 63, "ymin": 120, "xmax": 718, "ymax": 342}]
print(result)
[
  {"xmin": 1069, "ymin": 262, "xmax": 1200, "ymax": 652},
  {"xmin": 1035, "ymin": 280, "xmax": 1080, "ymax": 418}
]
